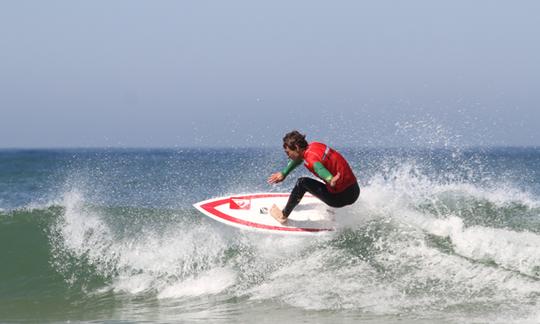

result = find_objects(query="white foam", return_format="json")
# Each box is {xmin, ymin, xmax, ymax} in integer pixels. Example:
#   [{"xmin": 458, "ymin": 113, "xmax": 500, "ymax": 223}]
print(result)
[
  {"xmin": 52, "ymin": 189, "xmax": 232, "ymax": 297},
  {"xmin": 248, "ymin": 247, "xmax": 400, "ymax": 313},
  {"xmin": 362, "ymin": 163, "xmax": 540, "ymax": 211},
  {"xmin": 158, "ymin": 267, "xmax": 236, "ymax": 299},
  {"xmin": 112, "ymin": 273, "xmax": 155, "ymax": 294},
  {"xmin": 53, "ymin": 190, "xmax": 115, "ymax": 275},
  {"xmin": 21, "ymin": 198, "xmax": 63, "ymax": 212},
  {"xmin": 370, "ymin": 227, "xmax": 540, "ymax": 312},
  {"xmin": 302, "ymin": 165, "xmax": 540, "ymax": 317},
  {"xmin": 352, "ymin": 163, "xmax": 540, "ymax": 277},
  {"xmin": 245, "ymin": 218, "xmax": 540, "ymax": 315},
  {"xmin": 451, "ymin": 224, "xmax": 540, "ymax": 278},
  {"xmin": 49, "ymin": 172, "xmax": 540, "ymax": 320},
  {"xmin": 371, "ymin": 198, "xmax": 540, "ymax": 280},
  {"xmin": 110, "ymin": 228, "xmax": 229, "ymax": 295},
  {"xmin": 369, "ymin": 199, "xmax": 540, "ymax": 281}
]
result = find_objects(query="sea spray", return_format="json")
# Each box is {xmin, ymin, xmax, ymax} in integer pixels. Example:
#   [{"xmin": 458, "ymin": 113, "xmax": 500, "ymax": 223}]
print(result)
[{"xmin": 2, "ymin": 148, "xmax": 540, "ymax": 322}]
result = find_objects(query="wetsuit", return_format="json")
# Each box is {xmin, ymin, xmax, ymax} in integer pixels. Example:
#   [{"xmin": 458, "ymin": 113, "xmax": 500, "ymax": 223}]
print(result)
[{"xmin": 281, "ymin": 142, "xmax": 360, "ymax": 217}]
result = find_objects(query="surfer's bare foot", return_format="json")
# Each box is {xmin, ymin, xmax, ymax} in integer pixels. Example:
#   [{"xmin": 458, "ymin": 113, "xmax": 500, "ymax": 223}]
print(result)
[{"xmin": 270, "ymin": 204, "xmax": 287, "ymax": 224}]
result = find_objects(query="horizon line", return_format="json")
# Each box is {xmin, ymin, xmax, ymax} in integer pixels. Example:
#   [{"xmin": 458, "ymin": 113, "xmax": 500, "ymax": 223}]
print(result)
[{"xmin": 1, "ymin": 144, "xmax": 539, "ymax": 151}]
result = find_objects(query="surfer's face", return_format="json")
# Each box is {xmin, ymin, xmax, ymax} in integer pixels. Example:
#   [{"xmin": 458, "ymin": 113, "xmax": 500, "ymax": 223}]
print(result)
[{"xmin": 284, "ymin": 146, "xmax": 302, "ymax": 161}]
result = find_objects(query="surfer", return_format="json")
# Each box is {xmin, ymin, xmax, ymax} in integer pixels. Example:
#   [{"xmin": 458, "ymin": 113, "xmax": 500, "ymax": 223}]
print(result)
[{"xmin": 267, "ymin": 130, "xmax": 360, "ymax": 224}]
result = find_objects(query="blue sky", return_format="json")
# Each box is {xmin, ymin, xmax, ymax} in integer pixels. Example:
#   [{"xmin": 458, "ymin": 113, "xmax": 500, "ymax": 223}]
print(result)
[{"xmin": 1, "ymin": 1, "xmax": 539, "ymax": 148}]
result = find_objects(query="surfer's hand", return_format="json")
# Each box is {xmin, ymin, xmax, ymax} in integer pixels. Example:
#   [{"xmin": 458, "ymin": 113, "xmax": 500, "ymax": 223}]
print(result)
[
  {"xmin": 329, "ymin": 172, "xmax": 341, "ymax": 188},
  {"xmin": 268, "ymin": 172, "xmax": 284, "ymax": 184}
]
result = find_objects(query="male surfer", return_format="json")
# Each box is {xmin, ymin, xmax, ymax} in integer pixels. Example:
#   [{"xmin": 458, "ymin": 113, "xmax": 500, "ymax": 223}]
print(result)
[{"xmin": 267, "ymin": 130, "xmax": 360, "ymax": 224}]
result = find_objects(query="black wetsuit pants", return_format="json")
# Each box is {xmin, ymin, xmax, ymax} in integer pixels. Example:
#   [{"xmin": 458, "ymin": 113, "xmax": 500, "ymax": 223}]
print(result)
[{"xmin": 282, "ymin": 177, "xmax": 360, "ymax": 217}]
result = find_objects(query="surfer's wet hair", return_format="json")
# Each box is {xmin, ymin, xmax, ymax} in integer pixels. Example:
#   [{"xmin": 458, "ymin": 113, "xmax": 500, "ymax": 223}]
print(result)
[{"xmin": 283, "ymin": 130, "xmax": 308, "ymax": 151}]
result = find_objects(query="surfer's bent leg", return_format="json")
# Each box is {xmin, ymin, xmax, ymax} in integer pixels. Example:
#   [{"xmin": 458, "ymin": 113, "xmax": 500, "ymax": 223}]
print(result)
[
  {"xmin": 330, "ymin": 182, "xmax": 360, "ymax": 208},
  {"xmin": 283, "ymin": 179, "xmax": 361, "ymax": 217},
  {"xmin": 310, "ymin": 181, "xmax": 360, "ymax": 208},
  {"xmin": 282, "ymin": 177, "xmax": 331, "ymax": 217}
]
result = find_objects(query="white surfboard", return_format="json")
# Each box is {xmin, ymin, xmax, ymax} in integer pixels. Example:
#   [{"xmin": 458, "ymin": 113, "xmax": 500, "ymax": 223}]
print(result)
[{"xmin": 193, "ymin": 193, "xmax": 336, "ymax": 235}]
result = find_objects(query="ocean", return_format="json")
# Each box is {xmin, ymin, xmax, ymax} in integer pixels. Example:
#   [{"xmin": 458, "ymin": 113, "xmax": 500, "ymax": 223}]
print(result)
[{"xmin": 1, "ymin": 147, "xmax": 539, "ymax": 323}]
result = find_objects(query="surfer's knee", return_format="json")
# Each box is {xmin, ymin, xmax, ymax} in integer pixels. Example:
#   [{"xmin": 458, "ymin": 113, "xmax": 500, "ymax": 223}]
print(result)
[{"xmin": 296, "ymin": 177, "xmax": 309, "ymax": 187}]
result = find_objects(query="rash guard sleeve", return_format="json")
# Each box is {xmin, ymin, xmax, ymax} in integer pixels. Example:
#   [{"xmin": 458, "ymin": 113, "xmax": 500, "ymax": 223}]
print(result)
[
  {"xmin": 281, "ymin": 159, "xmax": 302, "ymax": 177},
  {"xmin": 313, "ymin": 162, "xmax": 333, "ymax": 182}
]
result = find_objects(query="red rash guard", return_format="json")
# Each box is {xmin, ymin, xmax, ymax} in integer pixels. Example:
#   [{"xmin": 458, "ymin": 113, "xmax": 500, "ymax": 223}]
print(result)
[{"xmin": 303, "ymin": 142, "xmax": 357, "ymax": 193}]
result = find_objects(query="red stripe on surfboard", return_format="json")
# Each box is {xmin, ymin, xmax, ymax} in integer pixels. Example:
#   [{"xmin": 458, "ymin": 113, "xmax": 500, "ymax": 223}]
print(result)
[{"xmin": 199, "ymin": 193, "xmax": 332, "ymax": 233}]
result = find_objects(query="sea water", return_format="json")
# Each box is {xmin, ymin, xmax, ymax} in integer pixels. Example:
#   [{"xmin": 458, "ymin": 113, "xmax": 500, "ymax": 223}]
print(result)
[{"xmin": 1, "ymin": 147, "xmax": 539, "ymax": 323}]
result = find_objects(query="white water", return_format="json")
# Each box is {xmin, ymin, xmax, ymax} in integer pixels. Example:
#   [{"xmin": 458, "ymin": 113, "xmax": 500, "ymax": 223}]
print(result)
[{"xmin": 49, "ymin": 165, "xmax": 540, "ymax": 322}]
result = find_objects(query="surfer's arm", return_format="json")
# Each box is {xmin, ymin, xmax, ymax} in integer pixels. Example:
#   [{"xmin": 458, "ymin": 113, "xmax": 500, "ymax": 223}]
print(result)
[
  {"xmin": 281, "ymin": 159, "xmax": 302, "ymax": 178},
  {"xmin": 268, "ymin": 159, "xmax": 300, "ymax": 184},
  {"xmin": 313, "ymin": 162, "xmax": 333, "ymax": 183}
]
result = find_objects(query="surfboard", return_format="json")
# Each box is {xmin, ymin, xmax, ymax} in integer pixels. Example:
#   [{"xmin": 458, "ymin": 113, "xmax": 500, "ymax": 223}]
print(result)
[{"xmin": 193, "ymin": 193, "xmax": 336, "ymax": 235}]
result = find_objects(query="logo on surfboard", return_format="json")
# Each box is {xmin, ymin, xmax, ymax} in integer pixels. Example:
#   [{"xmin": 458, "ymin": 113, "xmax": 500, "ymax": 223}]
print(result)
[{"xmin": 229, "ymin": 197, "xmax": 251, "ymax": 210}]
